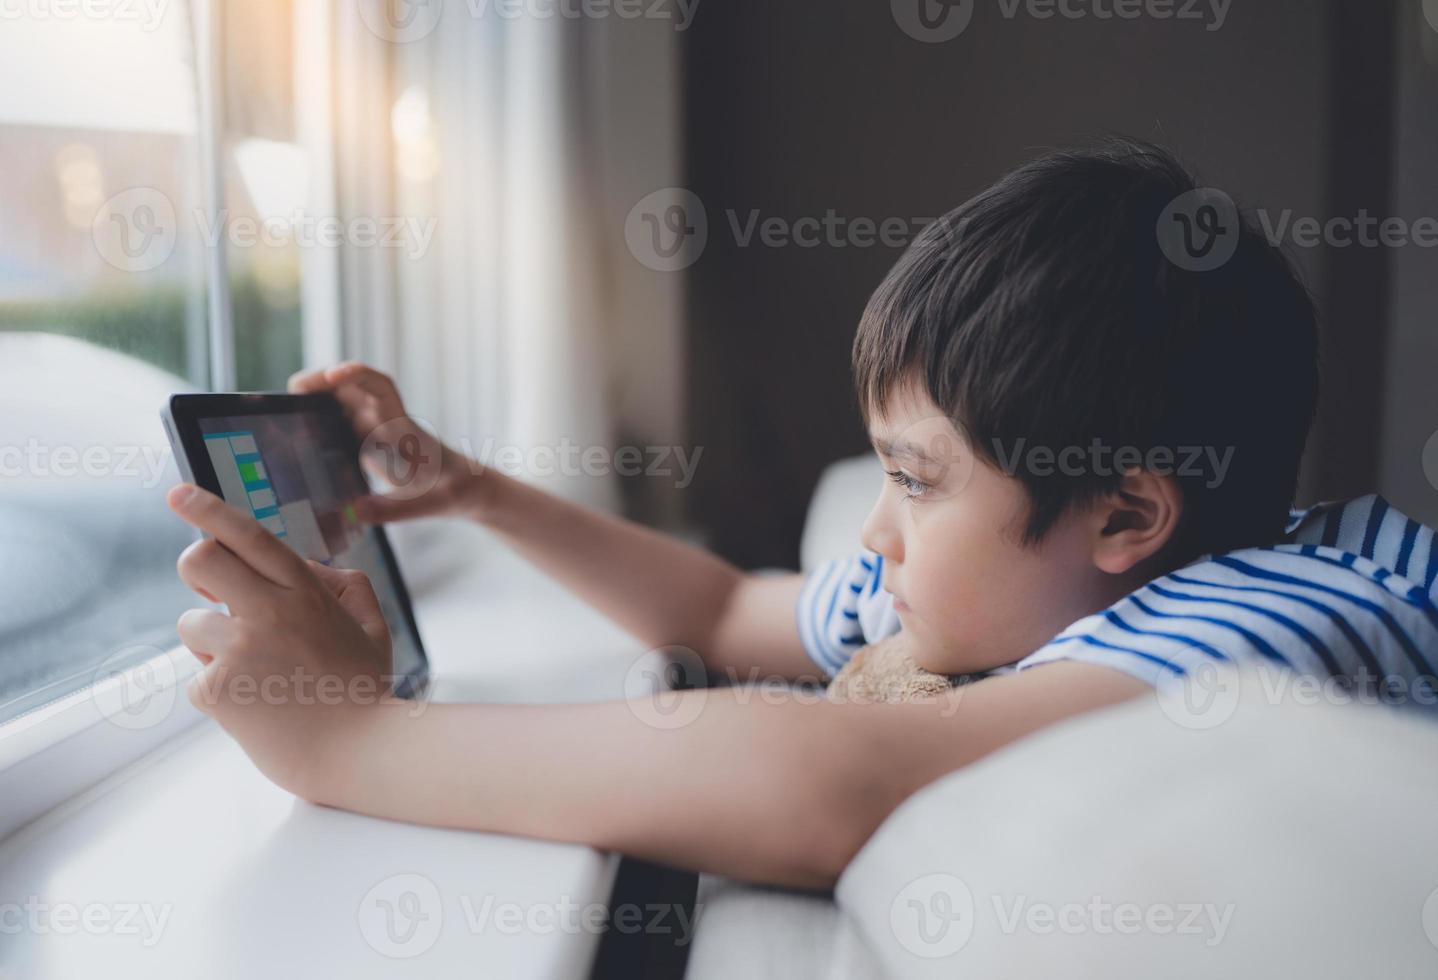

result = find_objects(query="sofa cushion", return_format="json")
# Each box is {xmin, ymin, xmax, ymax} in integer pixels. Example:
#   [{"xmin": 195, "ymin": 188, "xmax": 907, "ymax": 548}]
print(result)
[{"xmin": 836, "ymin": 670, "xmax": 1438, "ymax": 979}]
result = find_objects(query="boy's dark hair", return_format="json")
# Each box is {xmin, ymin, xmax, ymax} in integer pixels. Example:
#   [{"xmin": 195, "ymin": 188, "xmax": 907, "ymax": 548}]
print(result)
[{"xmin": 854, "ymin": 137, "xmax": 1319, "ymax": 563}]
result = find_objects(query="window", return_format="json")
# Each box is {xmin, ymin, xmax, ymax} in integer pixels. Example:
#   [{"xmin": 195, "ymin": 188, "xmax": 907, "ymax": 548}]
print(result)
[
  {"xmin": 221, "ymin": 0, "xmax": 309, "ymax": 391},
  {"xmin": 0, "ymin": 2, "xmax": 320, "ymax": 725},
  {"xmin": 0, "ymin": 10, "xmax": 209, "ymax": 725}
]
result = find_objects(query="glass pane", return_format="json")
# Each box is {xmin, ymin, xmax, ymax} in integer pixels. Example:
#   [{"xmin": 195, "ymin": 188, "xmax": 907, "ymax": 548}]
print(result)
[
  {"xmin": 223, "ymin": 0, "xmax": 305, "ymax": 391},
  {"xmin": 0, "ymin": 10, "xmax": 209, "ymax": 724}
]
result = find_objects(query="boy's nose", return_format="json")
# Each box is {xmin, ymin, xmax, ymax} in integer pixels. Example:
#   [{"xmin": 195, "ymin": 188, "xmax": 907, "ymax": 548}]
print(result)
[{"xmin": 860, "ymin": 496, "xmax": 903, "ymax": 564}]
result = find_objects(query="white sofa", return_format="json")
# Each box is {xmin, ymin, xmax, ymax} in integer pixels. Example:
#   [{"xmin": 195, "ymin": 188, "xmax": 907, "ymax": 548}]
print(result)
[{"xmin": 682, "ymin": 456, "xmax": 1438, "ymax": 979}]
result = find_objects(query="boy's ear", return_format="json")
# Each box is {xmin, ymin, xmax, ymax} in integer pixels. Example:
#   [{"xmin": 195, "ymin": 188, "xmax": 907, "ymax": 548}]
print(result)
[{"xmin": 1090, "ymin": 469, "xmax": 1184, "ymax": 575}]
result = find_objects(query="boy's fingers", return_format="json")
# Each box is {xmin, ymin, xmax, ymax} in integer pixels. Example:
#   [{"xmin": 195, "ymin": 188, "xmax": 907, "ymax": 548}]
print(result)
[
  {"xmin": 176, "ymin": 537, "xmax": 277, "ymax": 612},
  {"xmin": 287, "ymin": 366, "xmax": 331, "ymax": 393},
  {"xmin": 329, "ymin": 386, "xmax": 383, "ymax": 428},
  {"xmin": 326, "ymin": 363, "xmax": 405, "ymax": 414},
  {"xmin": 167, "ymin": 485, "xmax": 308, "ymax": 589},
  {"xmin": 305, "ymin": 559, "xmax": 357, "ymax": 594},
  {"xmin": 176, "ymin": 608, "xmax": 240, "ymax": 664},
  {"xmin": 186, "ymin": 659, "xmax": 228, "ymax": 716},
  {"xmin": 307, "ymin": 561, "xmax": 391, "ymax": 649},
  {"xmin": 351, "ymin": 492, "xmax": 425, "ymax": 525},
  {"xmin": 307, "ymin": 560, "xmax": 385, "ymax": 624}
]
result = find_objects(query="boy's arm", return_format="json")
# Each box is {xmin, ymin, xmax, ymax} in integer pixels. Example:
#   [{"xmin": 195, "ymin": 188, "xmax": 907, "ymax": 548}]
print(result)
[
  {"xmin": 170, "ymin": 485, "xmax": 1146, "ymax": 889},
  {"xmin": 290, "ymin": 363, "xmax": 818, "ymax": 682},
  {"xmin": 318, "ymin": 662, "xmax": 1145, "ymax": 889},
  {"xmin": 475, "ymin": 471, "xmax": 817, "ymax": 683}
]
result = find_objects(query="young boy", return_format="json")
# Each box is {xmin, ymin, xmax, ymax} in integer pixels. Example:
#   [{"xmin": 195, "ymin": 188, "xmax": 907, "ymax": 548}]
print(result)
[{"xmin": 166, "ymin": 139, "xmax": 1438, "ymax": 890}]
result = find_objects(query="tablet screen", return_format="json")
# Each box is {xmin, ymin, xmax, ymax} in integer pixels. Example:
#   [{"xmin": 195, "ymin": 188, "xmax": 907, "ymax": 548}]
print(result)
[{"xmin": 195, "ymin": 410, "xmax": 426, "ymax": 691}]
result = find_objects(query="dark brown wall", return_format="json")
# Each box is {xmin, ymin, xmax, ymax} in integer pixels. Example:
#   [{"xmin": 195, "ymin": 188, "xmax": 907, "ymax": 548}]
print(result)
[{"xmin": 681, "ymin": 0, "xmax": 1396, "ymax": 569}]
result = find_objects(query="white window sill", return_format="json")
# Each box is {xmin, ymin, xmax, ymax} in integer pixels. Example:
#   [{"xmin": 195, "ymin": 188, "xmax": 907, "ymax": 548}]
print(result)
[{"xmin": 0, "ymin": 520, "xmax": 649, "ymax": 978}]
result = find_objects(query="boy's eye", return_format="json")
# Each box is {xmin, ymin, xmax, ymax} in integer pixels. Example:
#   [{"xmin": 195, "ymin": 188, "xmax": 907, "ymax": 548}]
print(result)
[{"xmin": 886, "ymin": 469, "xmax": 931, "ymax": 500}]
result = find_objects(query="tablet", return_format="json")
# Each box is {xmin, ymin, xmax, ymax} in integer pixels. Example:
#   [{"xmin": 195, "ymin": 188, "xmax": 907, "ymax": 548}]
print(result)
[{"xmin": 162, "ymin": 393, "xmax": 429, "ymax": 699}]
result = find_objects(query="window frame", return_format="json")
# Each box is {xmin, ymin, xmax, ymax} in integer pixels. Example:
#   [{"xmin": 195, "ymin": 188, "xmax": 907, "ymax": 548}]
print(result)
[{"xmin": 0, "ymin": 0, "xmax": 342, "ymax": 840}]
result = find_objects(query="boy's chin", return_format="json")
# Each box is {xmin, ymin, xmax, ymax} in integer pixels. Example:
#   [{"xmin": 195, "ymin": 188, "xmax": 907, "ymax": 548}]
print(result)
[
  {"xmin": 909, "ymin": 633, "xmax": 1002, "ymax": 678},
  {"xmin": 907, "ymin": 637, "xmax": 967, "ymax": 677}
]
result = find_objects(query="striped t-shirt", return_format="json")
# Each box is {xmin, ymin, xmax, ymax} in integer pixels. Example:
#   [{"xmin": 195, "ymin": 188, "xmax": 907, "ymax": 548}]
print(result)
[{"xmin": 797, "ymin": 495, "xmax": 1438, "ymax": 703}]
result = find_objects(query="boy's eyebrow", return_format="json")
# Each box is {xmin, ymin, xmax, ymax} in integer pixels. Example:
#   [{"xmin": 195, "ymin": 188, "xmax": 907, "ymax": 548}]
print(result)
[{"xmin": 870, "ymin": 435, "xmax": 937, "ymax": 464}]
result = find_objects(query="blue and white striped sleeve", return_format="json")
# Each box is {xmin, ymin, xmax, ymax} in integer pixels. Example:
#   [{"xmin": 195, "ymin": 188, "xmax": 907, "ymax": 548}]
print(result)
[
  {"xmin": 1014, "ymin": 496, "xmax": 1438, "ymax": 699},
  {"xmin": 1286, "ymin": 494, "xmax": 1438, "ymax": 599},
  {"xmin": 795, "ymin": 550, "xmax": 901, "ymax": 677}
]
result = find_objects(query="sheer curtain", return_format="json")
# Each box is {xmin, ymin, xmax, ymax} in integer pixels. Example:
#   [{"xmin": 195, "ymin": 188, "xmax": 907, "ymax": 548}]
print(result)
[{"xmin": 328, "ymin": 5, "xmax": 685, "ymax": 526}]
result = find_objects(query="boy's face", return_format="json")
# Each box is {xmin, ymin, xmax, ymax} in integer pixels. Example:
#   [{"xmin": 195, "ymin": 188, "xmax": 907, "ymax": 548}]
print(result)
[{"xmin": 861, "ymin": 383, "xmax": 1113, "ymax": 676}]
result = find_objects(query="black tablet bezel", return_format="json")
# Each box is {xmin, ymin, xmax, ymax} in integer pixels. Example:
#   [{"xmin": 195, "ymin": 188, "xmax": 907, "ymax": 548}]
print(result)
[{"xmin": 162, "ymin": 392, "xmax": 429, "ymax": 699}]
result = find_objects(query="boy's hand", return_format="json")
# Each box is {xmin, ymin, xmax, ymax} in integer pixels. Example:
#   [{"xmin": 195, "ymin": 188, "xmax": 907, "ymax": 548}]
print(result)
[
  {"xmin": 289, "ymin": 362, "xmax": 487, "ymax": 524},
  {"xmin": 169, "ymin": 483, "xmax": 396, "ymax": 799}
]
